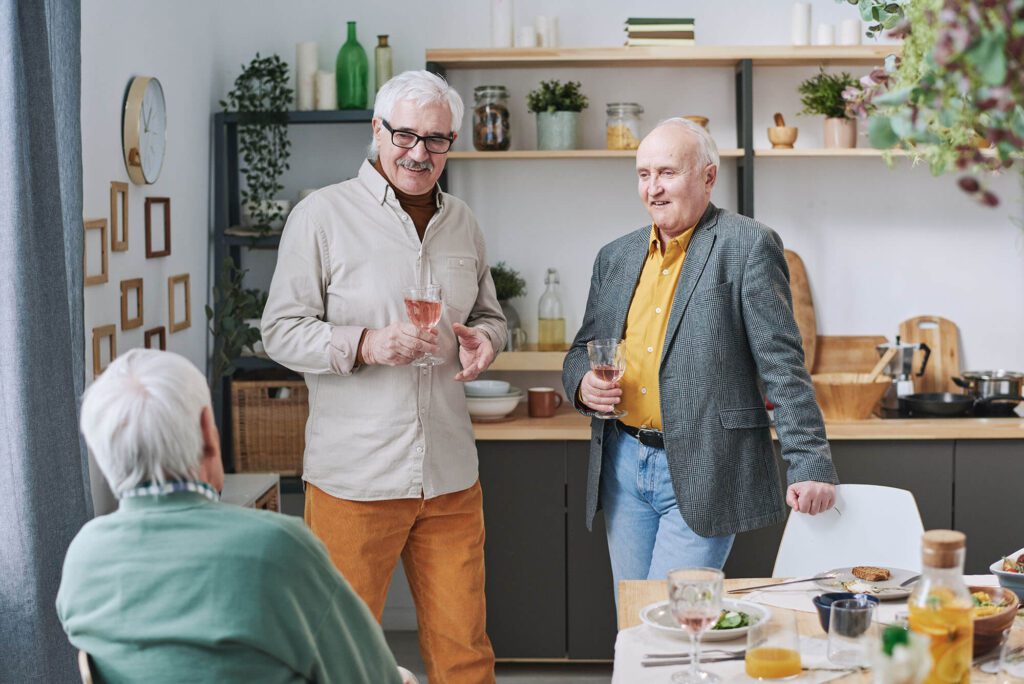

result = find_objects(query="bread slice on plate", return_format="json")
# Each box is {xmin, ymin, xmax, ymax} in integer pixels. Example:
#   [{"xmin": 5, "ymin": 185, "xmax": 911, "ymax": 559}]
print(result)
[{"xmin": 851, "ymin": 566, "xmax": 891, "ymax": 582}]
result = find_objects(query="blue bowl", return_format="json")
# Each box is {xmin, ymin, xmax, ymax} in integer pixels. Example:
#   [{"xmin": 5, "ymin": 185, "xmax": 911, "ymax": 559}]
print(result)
[{"xmin": 812, "ymin": 592, "xmax": 881, "ymax": 633}]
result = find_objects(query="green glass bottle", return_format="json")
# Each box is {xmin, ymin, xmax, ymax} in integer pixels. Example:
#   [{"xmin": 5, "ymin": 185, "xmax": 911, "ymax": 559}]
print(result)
[{"xmin": 335, "ymin": 21, "xmax": 368, "ymax": 109}]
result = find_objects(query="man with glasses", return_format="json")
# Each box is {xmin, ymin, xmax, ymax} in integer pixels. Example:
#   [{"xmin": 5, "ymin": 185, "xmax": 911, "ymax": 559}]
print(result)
[{"xmin": 262, "ymin": 70, "xmax": 505, "ymax": 683}]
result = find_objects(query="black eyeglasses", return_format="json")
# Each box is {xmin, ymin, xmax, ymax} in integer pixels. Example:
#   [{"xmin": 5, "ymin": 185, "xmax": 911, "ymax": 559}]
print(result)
[{"xmin": 381, "ymin": 119, "xmax": 454, "ymax": 154}]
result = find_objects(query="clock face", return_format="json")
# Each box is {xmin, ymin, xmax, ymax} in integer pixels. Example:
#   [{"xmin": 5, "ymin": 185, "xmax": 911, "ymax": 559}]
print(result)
[{"xmin": 140, "ymin": 79, "xmax": 166, "ymax": 183}]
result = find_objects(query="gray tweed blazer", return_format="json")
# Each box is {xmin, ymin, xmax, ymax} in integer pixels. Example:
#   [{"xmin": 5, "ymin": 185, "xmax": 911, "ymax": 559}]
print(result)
[{"xmin": 562, "ymin": 203, "xmax": 838, "ymax": 538}]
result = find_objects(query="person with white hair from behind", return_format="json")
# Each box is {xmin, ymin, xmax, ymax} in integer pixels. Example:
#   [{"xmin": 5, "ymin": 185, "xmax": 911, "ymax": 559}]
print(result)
[{"xmin": 56, "ymin": 349, "xmax": 413, "ymax": 683}]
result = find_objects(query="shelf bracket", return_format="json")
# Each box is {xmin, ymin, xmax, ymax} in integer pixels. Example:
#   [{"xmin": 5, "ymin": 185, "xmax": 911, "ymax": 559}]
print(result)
[{"xmin": 735, "ymin": 58, "xmax": 754, "ymax": 218}]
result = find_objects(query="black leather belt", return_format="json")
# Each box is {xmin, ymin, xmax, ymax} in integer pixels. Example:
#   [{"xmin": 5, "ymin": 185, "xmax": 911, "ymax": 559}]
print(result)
[{"xmin": 616, "ymin": 421, "xmax": 665, "ymax": 449}]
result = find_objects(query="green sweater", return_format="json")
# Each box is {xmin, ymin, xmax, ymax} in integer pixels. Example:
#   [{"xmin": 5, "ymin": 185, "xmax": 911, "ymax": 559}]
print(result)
[{"xmin": 56, "ymin": 492, "xmax": 401, "ymax": 684}]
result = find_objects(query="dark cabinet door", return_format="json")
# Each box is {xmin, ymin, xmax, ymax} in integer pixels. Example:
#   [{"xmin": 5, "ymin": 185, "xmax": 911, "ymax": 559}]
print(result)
[
  {"xmin": 478, "ymin": 441, "xmax": 567, "ymax": 658},
  {"xmin": 566, "ymin": 442, "xmax": 617, "ymax": 660},
  {"xmin": 953, "ymin": 440, "xmax": 1024, "ymax": 574}
]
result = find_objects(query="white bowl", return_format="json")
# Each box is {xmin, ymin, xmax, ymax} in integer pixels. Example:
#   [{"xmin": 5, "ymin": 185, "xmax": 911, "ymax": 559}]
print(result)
[
  {"xmin": 990, "ymin": 547, "xmax": 1024, "ymax": 596},
  {"xmin": 464, "ymin": 380, "xmax": 512, "ymax": 397},
  {"xmin": 639, "ymin": 599, "xmax": 770, "ymax": 642},
  {"xmin": 466, "ymin": 393, "xmax": 521, "ymax": 419}
]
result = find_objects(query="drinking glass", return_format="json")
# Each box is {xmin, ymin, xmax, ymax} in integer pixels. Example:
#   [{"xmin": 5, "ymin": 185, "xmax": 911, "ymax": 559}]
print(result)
[
  {"xmin": 586, "ymin": 338, "xmax": 626, "ymax": 419},
  {"xmin": 827, "ymin": 597, "xmax": 877, "ymax": 667},
  {"xmin": 666, "ymin": 567, "xmax": 725, "ymax": 683},
  {"xmin": 403, "ymin": 284, "xmax": 444, "ymax": 367},
  {"xmin": 746, "ymin": 611, "xmax": 802, "ymax": 680},
  {"xmin": 1000, "ymin": 627, "xmax": 1024, "ymax": 683}
]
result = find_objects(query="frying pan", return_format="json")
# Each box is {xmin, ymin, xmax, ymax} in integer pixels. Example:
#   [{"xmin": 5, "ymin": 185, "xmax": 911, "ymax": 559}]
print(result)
[{"xmin": 899, "ymin": 392, "xmax": 974, "ymax": 417}]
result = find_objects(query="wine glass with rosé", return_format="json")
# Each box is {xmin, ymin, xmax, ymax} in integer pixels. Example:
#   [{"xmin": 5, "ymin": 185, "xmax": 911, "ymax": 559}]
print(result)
[
  {"xmin": 586, "ymin": 338, "xmax": 627, "ymax": 419},
  {"xmin": 403, "ymin": 284, "xmax": 444, "ymax": 367},
  {"xmin": 667, "ymin": 567, "xmax": 725, "ymax": 684}
]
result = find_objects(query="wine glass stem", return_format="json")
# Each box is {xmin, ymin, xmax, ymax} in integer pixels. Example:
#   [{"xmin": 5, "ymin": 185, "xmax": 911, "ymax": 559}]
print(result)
[{"xmin": 689, "ymin": 632, "xmax": 700, "ymax": 677}]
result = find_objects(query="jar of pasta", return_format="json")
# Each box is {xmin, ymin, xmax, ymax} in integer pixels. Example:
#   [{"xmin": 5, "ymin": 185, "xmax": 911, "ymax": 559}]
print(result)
[
  {"xmin": 606, "ymin": 102, "xmax": 643, "ymax": 150},
  {"xmin": 473, "ymin": 85, "xmax": 511, "ymax": 151}
]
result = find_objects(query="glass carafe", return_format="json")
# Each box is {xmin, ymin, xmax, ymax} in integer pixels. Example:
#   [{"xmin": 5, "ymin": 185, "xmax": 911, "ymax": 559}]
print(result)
[{"xmin": 538, "ymin": 268, "xmax": 565, "ymax": 351}]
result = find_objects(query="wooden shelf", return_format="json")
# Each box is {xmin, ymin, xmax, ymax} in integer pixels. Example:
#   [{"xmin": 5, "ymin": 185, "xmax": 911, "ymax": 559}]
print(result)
[
  {"xmin": 427, "ymin": 45, "xmax": 900, "ymax": 69},
  {"xmin": 755, "ymin": 148, "xmax": 906, "ymax": 157},
  {"xmin": 490, "ymin": 346, "xmax": 568, "ymax": 371},
  {"xmin": 215, "ymin": 110, "xmax": 373, "ymax": 125},
  {"xmin": 449, "ymin": 149, "xmax": 744, "ymax": 159}
]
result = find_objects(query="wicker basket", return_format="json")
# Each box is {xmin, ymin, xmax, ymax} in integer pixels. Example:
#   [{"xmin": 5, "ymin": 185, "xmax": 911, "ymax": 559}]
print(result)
[{"xmin": 231, "ymin": 379, "xmax": 308, "ymax": 475}]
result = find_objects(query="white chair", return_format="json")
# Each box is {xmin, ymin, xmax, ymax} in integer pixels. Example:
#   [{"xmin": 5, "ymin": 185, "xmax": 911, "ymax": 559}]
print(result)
[{"xmin": 772, "ymin": 484, "xmax": 925, "ymax": 577}]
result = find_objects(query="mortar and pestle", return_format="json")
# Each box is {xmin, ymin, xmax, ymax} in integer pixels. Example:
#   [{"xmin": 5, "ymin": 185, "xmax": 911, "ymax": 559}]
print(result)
[{"xmin": 768, "ymin": 112, "xmax": 798, "ymax": 149}]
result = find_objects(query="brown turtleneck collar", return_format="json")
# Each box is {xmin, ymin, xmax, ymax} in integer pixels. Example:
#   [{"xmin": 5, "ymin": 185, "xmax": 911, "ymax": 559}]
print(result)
[{"xmin": 372, "ymin": 158, "xmax": 439, "ymax": 242}]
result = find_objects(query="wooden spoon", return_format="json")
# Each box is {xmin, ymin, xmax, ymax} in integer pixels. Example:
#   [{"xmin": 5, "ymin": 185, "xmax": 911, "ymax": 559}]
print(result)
[{"xmin": 866, "ymin": 347, "xmax": 898, "ymax": 383}]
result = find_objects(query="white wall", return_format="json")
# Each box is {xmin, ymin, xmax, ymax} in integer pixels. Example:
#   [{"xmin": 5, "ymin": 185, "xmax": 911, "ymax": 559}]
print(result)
[{"xmin": 81, "ymin": 0, "xmax": 1024, "ymax": 625}]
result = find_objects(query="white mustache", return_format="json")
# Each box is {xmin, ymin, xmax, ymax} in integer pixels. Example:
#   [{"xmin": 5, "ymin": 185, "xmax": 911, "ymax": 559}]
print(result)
[{"xmin": 397, "ymin": 158, "xmax": 434, "ymax": 172}]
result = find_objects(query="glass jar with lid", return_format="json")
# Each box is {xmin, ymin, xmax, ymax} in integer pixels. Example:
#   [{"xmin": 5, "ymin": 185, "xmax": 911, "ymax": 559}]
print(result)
[
  {"xmin": 606, "ymin": 102, "xmax": 643, "ymax": 150},
  {"xmin": 473, "ymin": 85, "xmax": 511, "ymax": 151}
]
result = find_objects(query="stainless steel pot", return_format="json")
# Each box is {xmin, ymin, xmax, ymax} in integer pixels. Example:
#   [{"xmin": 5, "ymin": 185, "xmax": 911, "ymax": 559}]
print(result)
[{"xmin": 952, "ymin": 370, "xmax": 1024, "ymax": 400}]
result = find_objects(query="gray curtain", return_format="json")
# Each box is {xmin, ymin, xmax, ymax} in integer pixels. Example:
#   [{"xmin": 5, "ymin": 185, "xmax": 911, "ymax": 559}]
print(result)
[{"xmin": 0, "ymin": 1, "xmax": 92, "ymax": 681}]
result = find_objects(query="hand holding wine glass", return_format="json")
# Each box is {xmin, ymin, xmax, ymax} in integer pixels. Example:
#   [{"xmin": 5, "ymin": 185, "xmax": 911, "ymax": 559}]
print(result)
[
  {"xmin": 584, "ymin": 338, "xmax": 627, "ymax": 419},
  {"xmin": 667, "ymin": 567, "xmax": 725, "ymax": 684},
  {"xmin": 403, "ymin": 284, "xmax": 445, "ymax": 367}
]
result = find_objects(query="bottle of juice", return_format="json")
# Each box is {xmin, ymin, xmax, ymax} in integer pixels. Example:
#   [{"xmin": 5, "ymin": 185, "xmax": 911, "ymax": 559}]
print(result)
[
  {"xmin": 908, "ymin": 529, "xmax": 973, "ymax": 684},
  {"xmin": 537, "ymin": 268, "xmax": 565, "ymax": 351}
]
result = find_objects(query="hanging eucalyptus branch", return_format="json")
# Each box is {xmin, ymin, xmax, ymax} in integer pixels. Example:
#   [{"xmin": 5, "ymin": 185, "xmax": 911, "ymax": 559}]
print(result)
[
  {"xmin": 837, "ymin": 0, "xmax": 906, "ymax": 39},
  {"xmin": 220, "ymin": 53, "xmax": 293, "ymax": 233}
]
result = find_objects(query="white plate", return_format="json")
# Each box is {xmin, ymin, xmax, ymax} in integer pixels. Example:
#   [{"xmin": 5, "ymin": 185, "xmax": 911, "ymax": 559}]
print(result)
[
  {"xmin": 639, "ymin": 599, "xmax": 770, "ymax": 641},
  {"xmin": 814, "ymin": 566, "xmax": 918, "ymax": 601}
]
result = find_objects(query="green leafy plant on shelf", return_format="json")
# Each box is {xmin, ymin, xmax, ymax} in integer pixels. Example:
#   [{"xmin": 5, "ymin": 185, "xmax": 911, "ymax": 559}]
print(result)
[
  {"xmin": 798, "ymin": 68, "xmax": 858, "ymax": 119},
  {"xmin": 206, "ymin": 258, "xmax": 269, "ymax": 380},
  {"xmin": 490, "ymin": 261, "xmax": 526, "ymax": 301},
  {"xmin": 220, "ymin": 53, "xmax": 293, "ymax": 234},
  {"xmin": 835, "ymin": 0, "xmax": 906, "ymax": 39},
  {"xmin": 526, "ymin": 80, "xmax": 589, "ymax": 113},
  {"xmin": 842, "ymin": 0, "xmax": 1023, "ymax": 207}
]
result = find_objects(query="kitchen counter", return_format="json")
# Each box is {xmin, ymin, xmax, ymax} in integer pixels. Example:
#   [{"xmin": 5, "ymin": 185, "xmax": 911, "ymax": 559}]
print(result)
[{"xmin": 471, "ymin": 404, "xmax": 1024, "ymax": 440}]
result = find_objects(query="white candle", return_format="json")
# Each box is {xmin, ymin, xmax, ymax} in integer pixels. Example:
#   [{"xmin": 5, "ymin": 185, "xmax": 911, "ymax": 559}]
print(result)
[
  {"xmin": 840, "ymin": 18, "xmax": 862, "ymax": 45},
  {"xmin": 515, "ymin": 25, "xmax": 537, "ymax": 48},
  {"xmin": 816, "ymin": 23, "xmax": 835, "ymax": 45},
  {"xmin": 491, "ymin": 0, "xmax": 512, "ymax": 48},
  {"xmin": 315, "ymin": 70, "xmax": 335, "ymax": 110},
  {"xmin": 791, "ymin": 2, "xmax": 811, "ymax": 45},
  {"xmin": 296, "ymin": 42, "xmax": 318, "ymax": 111},
  {"xmin": 535, "ymin": 15, "xmax": 558, "ymax": 47}
]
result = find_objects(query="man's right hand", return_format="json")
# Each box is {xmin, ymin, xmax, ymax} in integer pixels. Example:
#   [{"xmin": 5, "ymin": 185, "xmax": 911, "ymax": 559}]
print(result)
[
  {"xmin": 361, "ymin": 322, "xmax": 439, "ymax": 366},
  {"xmin": 579, "ymin": 370, "xmax": 623, "ymax": 414}
]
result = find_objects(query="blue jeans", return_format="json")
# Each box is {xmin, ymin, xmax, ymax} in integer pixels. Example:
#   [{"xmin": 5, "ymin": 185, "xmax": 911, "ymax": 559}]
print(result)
[{"xmin": 601, "ymin": 424, "xmax": 735, "ymax": 598}]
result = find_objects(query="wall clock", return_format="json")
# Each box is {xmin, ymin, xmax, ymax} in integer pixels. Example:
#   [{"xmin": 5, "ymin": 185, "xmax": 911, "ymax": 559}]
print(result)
[{"xmin": 122, "ymin": 76, "xmax": 166, "ymax": 185}]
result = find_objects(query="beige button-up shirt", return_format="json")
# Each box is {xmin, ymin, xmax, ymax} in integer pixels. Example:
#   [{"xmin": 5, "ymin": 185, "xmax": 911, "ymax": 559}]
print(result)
[{"xmin": 261, "ymin": 160, "xmax": 507, "ymax": 501}]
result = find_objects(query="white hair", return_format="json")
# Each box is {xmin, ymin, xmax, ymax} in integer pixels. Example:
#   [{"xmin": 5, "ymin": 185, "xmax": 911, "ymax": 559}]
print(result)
[
  {"xmin": 654, "ymin": 117, "xmax": 720, "ymax": 170},
  {"xmin": 80, "ymin": 349, "xmax": 212, "ymax": 496},
  {"xmin": 367, "ymin": 70, "xmax": 464, "ymax": 161}
]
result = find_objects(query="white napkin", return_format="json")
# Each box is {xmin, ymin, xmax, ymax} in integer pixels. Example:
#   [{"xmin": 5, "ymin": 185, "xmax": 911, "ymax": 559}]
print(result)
[{"xmin": 613, "ymin": 624, "xmax": 856, "ymax": 683}]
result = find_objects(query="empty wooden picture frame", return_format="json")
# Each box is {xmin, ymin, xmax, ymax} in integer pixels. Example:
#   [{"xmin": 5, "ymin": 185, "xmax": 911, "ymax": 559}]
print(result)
[
  {"xmin": 144, "ymin": 325, "xmax": 166, "ymax": 350},
  {"xmin": 120, "ymin": 278, "xmax": 144, "ymax": 330},
  {"xmin": 83, "ymin": 219, "xmax": 108, "ymax": 286},
  {"xmin": 145, "ymin": 197, "xmax": 171, "ymax": 258},
  {"xmin": 92, "ymin": 324, "xmax": 116, "ymax": 376},
  {"xmin": 168, "ymin": 273, "xmax": 191, "ymax": 333},
  {"xmin": 110, "ymin": 181, "xmax": 129, "ymax": 251}
]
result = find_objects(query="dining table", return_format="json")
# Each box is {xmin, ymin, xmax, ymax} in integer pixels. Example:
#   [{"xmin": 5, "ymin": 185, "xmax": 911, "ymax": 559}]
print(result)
[{"xmin": 616, "ymin": 577, "xmax": 1006, "ymax": 683}]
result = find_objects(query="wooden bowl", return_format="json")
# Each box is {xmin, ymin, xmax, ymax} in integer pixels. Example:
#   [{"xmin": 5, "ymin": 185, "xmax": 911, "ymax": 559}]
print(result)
[
  {"xmin": 811, "ymin": 373, "xmax": 890, "ymax": 421},
  {"xmin": 683, "ymin": 115, "xmax": 709, "ymax": 130},
  {"xmin": 768, "ymin": 126, "xmax": 798, "ymax": 148},
  {"xmin": 969, "ymin": 585, "xmax": 1019, "ymax": 658}
]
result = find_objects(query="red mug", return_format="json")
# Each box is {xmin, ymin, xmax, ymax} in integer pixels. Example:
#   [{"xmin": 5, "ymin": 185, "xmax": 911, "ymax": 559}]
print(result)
[{"xmin": 528, "ymin": 387, "xmax": 563, "ymax": 418}]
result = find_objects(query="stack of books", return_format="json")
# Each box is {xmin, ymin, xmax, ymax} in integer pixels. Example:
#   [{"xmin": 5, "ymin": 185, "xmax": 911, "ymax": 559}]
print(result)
[{"xmin": 625, "ymin": 17, "xmax": 695, "ymax": 46}]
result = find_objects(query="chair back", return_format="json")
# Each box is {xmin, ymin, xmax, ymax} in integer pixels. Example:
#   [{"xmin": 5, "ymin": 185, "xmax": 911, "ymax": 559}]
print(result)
[
  {"xmin": 78, "ymin": 650, "xmax": 93, "ymax": 684},
  {"xmin": 772, "ymin": 484, "xmax": 924, "ymax": 577}
]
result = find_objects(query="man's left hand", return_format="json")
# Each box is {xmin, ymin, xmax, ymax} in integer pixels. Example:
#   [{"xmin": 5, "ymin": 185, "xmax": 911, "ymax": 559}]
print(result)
[
  {"xmin": 786, "ymin": 481, "xmax": 836, "ymax": 515},
  {"xmin": 453, "ymin": 323, "xmax": 495, "ymax": 381}
]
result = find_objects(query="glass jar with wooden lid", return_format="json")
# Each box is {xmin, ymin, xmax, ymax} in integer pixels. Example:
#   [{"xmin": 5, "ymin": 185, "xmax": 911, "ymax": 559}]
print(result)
[{"xmin": 473, "ymin": 85, "xmax": 511, "ymax": 151}]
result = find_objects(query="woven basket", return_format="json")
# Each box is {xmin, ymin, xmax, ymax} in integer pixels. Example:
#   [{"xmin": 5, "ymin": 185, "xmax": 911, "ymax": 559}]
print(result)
[{"xmin": 231, "ymin": 379, "xmax": 308, "ymax": 475}]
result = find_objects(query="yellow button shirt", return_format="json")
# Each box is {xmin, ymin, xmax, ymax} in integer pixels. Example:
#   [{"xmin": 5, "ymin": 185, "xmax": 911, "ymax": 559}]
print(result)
[{"xmin": 618, "ymin": 224, "xmax": 695, "ymax": 431}]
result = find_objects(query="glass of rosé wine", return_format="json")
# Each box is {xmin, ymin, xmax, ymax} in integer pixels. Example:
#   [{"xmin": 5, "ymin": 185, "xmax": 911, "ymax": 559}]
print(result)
[
  {"xmin": 667, "ymin": 567, "xmax": 725, "ymax": 683},
  {"xmin": 586, "ymin": 338, "xmax": 626, "ymax": 419},
  {"xmin": 403, "ymin": 284, "xmax": 444, "ymax": 367}
]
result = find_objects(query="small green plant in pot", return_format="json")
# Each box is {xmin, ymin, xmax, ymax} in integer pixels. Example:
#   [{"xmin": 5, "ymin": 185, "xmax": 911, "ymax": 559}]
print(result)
[
  {"xmin": 206, "ymin": 258, "xmax": 269, "ymax": 380},
  {"xmin": 490, "ymin": 261, "xmax": 527, "ymax": 351},
  {"xmin": 798, "ymin": 68, "xmax": 858, "ymax": 148},
  {"xmin": 526, "ymin": 80, "xmax": 589, "ymax": 151}
]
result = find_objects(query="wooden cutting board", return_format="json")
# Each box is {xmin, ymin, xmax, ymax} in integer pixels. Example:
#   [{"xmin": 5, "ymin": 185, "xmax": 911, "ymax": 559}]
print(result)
[
  {"xmin": 898, "ymin": 315, "xmax": 961, "ymax": 393},
  {"xmin": 784, "ymin": 249, "xmax": 816, "ymax": 373}
]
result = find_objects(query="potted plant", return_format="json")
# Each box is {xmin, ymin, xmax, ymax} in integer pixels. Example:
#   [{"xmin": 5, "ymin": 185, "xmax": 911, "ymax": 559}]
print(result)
[
  {"xmin": 220, "ymin": 53, "xmax": 293, "ymax": 235},
  {"xmin": 526, "ymin": 79, "xmax": 589, "ymax": 150},
  {"xmin": 798, "ymin": 68, "xmax": 859, "ymax": 148},
  {"xmin": 490, "ymin": 261, "xmax": 527, "ymax": 351},
  {"xmin": 206, "ymin": 258, "xmax": 269, "ymax": 380}
]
